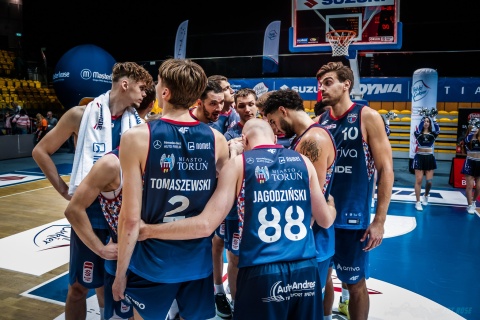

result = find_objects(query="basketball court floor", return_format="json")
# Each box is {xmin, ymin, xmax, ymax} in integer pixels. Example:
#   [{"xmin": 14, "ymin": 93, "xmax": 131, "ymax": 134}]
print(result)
[{"xmin": 0, "ymin": 152, "xmax": 478, "ymax": 320}]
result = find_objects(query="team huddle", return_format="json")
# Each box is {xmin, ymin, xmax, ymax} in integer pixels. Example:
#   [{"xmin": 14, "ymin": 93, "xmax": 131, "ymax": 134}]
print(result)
[{"xmin": 33, "ymin": 59, "xmax": 393, "ymax": 320}]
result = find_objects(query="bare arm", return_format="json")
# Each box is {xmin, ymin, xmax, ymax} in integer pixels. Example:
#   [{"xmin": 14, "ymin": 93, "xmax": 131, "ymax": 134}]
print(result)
[
  {"xmin": 32, "ymin": 106, "xmax": 85, "ymax": 200},
  {"xmin": 140, "ymin": 155, "xmax": 241, "ymax": 241},
  {"xmin": 297, "ymin": 129, "xmax": 337, "ymax": 224},
  {"xmin": 362, "ymin": 108, "xmax": 394, "ymax": 250},
  {"xmin": 64, "ymin": 154, "xmax": 119, "ymax": 260},
  {"xmin": 303, "ymin": 155, "xmax": 336, "ymax": 229},
  {"xmin": 113, "ymin": 124, "xmax": 149, "ymax": 301}
]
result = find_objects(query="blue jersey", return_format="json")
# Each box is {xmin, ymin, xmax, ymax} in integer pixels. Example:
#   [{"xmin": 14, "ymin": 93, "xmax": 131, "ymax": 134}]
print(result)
[
  {"xmin": 290, "ymin": 123, "xmax": 336, "ymax": 261},
  {"xmin": 237, "ymin": 145, "xmax": 316, "ymax": 268},
  {"xmin": 224, "ymin": 122, "xmax": 244, "ymax": 221},
  {"xmin": 128, "ymin": 118, "xmax": 217, "ymax": 283},
  {"xmin": 88, "ymin": 116, "xmax": 123, "ymax": 229},
  {"xmin": 211, "ymin": 107, "xmax": 240, "ymax": 134},
  {"xmin": 277, "ymin": 133, "xmax": 294, "ymax": 148},
  {"xmin": 224, "ymin": 122, "xmax": 244, "ymax": 141},
  {"xmin": 319, "ymin": 103, "xmax": 375, "ymax": 229}
]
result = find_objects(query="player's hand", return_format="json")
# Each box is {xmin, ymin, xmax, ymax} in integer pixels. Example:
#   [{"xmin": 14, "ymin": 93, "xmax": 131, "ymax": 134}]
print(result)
[
  {"xmin": 112, "ymin": 275, "xmax": 127, "ymax": 301},
  {"xmin": 228, "ymin": 137, "xmax": 244, "ymax": 157},
  {"xmin": 327, "ymin": 194, "xmax": 335, "ymax": 208},
  {"xmin": 138, "ymin": 220, "xmax": 148, "ymax": 241},
  {"xmin": 360, "ymin": 219, "xmax": 384, "ymax": 251},
  {"xmin": 100, "ymin": 238, "xmax": 118, "ymax": 260}
]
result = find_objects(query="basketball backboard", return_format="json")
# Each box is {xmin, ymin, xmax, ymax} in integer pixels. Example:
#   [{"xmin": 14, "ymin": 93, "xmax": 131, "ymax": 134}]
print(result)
[{"xmin": 289, "ymin": 0, "xmax": 402, "ymax": 53}]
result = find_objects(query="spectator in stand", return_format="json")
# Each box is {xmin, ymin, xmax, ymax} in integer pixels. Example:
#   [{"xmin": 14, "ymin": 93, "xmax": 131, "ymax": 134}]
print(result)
[
  {"xmin": 46, "ymin": 111, "xmax": 58, "ymax": 133},
  {"xmin": 12, "ymin": 109, "xmax": 30, "ymax": 134},
  {"xmin": 4, "ymin": 111, "xmax": 12, "ymax": 135},
  {"xmin": 34, "ymin": 113, "xmax": 48, "ymax": 144}
]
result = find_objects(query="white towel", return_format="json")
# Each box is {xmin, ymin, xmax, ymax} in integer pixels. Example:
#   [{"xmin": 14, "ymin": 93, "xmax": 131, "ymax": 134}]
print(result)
[{"xmin": 68, "ymin": 90, "xmax": 142, "ymax": 195}]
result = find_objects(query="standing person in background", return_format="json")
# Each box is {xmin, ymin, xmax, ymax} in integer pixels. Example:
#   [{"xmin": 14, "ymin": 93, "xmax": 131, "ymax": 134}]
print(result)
[
  {"xmin": 312, "ymin": 99, "xmax": 331, "ymax": 123},
  {"xmin": 34, "ymin": 113, "xmax": 48, "ymax": 144},
  {"xmin": 208, "ymin": 75, "xmax": 240, "ymax": 134},
  {"xmin": 256, "ymin": 91, "xmax": 294, "ymax": 148},
  {"xmin": 33, "ymin": 62, "xmax": 153, "ymax": 320},
  {"xmin": 136, "ymin": 118, "xmax": 336, "ymax": 320},
  {"xmin": 4, "ymin": 111, "xmax": 12, "ymax": 135},
  {"xmin": 112, "ymin": 59, "xmax": 230, "ymax": 320},
  {"xmin": 135, "ymin": 82, "xmax": 156, "ymax": 123},
  {"xmin": 191, "ymin": 80, "xmax": 233, "ymax": 318},
  {"xmin": 12, "ymin": 108, "xmax": 30, "ymax": 134},
  {"xmin": 222, "ymin": 87, "xmax": 258, "ymax": 313},
  {"xmin": 46, "ymin": 110, "xmax": 58, "ymax": 133},
  {"xmin": 262, "ymin": 89, "xmax": 337, "ymax": 319},
  {"xmin": 461, "ymin": 121, "xmax": 480, "ymax": 214},
  {"xmin": 189, "ymin": 80, "xmax": 225, "ymax": 126},
  {"xmin": 412, "ymin": 114, "xmax": 440, "ymax": 211},
  {"xmin": 317, "ymin": 61, "xmax": 394, "ymax": 320}
]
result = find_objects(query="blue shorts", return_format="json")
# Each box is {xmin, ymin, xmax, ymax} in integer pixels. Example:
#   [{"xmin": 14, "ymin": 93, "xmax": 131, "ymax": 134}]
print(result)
[
  {"xmin": 104, "ymin": 271, "xmax": 134, "ymax": 319},
  {"xmin": 333, "ymin": 228, "xmax": 369, "ymax": 284},
  {"xmin": 224, "ymin": 218, "xmax": 240, "ymax": 255},
  {"xmin": 214, "ymin": 220, "xmax": 226, "ymax": 241},
  {"xmin": 124, "ymin": 271, "xmax": 215, "ymax": 320},
  {"xmin": 317, "ymin": 256, "xmax": 333, "ymax": 299},
  {"xmin": 234, "ymin": 258, "xmax": 322, "ymax": 320},
  {"xmin": 69, "ymin": 228, "xmax": 109, "ymax": 288}
]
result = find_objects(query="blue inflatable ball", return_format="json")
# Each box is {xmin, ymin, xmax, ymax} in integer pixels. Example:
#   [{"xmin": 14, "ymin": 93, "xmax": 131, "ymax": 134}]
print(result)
[{"xmin": 53, "ymin": 44, "xmax": 116, "ymax": 109}]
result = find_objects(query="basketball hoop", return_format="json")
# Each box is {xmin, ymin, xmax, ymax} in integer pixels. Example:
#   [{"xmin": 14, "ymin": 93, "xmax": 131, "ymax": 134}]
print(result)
[{"xmin": 326, "ymin": 30, "xmax": 357, "ymax": 57}]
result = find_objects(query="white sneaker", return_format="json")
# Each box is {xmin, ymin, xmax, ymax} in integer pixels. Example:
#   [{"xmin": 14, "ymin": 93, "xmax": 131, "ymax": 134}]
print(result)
[
  {"xmin": 415, "ymin": 201, "xmax": 423, "ymax": 211},
  {"xmin": 467, "ymin": 204, "xmax": 476, "ymax": 214},
  {"xmin": 422, "ymin": 195, "xmax": 429, "ymax": 206}
]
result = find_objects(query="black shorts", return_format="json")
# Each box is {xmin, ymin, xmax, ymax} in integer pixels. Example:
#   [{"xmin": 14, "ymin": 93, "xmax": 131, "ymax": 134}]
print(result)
[{"xmin": 412, "ymin": 153, "xmax": 437, "ymax": 171}]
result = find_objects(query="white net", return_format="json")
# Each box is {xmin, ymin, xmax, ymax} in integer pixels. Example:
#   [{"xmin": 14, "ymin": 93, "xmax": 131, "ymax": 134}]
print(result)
[{"xmin": 326, "ymin": 30, "xmax": 357, "ymax": 56}]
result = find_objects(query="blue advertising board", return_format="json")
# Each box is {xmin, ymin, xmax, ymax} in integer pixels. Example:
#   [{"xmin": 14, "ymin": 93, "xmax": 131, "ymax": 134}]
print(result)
[{"xmin": 230, "ymin": 77, "xmax": 480, "ymax": 102}]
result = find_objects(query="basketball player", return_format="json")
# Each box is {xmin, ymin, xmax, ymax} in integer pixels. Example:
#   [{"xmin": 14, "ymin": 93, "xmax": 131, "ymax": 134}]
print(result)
[
  {"xmin": 189, "ymin": 79, "xmax": 233, "ymax": 318},
  {"xmin": 112, "ymin": 59, "xmax": 230, "ymax": 319},
  {"xmin": 64, "ymin": 83, "xmax": 156, "ymax": 320},
  {"xmin": 207, "ymin": 74, "xmax": 240, "ymax": 319},
  {"xmin": 261, "ymin": 88, "xmax": 337, "ymax": 319},
  {"xmin": 33, "ymin": 62, "xmax": 153, "ymax": 320},
  {"xmin": 317, "ymin": 61, "xmax": 394, "ymax": 320}
]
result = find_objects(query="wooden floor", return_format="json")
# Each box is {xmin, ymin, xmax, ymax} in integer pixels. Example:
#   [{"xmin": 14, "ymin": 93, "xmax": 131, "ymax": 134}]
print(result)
[{"xmin": 0, "ymin": 178, "xmax": 70, "ymax": 320}]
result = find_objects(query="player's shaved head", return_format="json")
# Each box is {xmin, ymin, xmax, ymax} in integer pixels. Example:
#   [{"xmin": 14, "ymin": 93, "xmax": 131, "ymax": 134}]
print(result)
[{"xmin": 242, "ymin": 118, "xmax": 276, "ymax": 145}]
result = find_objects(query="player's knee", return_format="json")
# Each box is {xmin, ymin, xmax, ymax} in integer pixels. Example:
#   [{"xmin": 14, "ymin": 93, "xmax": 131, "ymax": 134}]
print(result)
[
  {"xmin": 68, "ymin": 282, "xmax": 89, "ymax": 299},
  {"xmin": 346, "ymin": 278, "xmax": 366, "ymax": 293}
]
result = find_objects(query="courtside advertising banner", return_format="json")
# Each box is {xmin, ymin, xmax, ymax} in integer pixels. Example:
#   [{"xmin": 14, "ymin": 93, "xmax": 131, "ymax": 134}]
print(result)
[
  {"xmin": 262, "ymin": 21, "xmax": 281, "ymax": 74},
  {"xmin": 409, "ymin": 68, "xmax": 438, "ymax": 159}
]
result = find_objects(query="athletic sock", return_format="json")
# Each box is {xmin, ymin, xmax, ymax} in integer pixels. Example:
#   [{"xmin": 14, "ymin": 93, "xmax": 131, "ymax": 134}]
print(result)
[
  {"xmin": 342, "ymin": 288, "xmax": 350, "ymax": 301},
  {"xmin": 215, "ymin": 284, "xmax": 225, "ymax": 294},
  {"xmin": 167, "ymin": 299, "xmax": 179, "ymax": 319},
  {"xmin": 324, "ymin": 315, "xmax": 333, "ymax": 320},
  {"xmin": 99, "ymin": 307, "xmax": 104, "ymax": 320}
]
